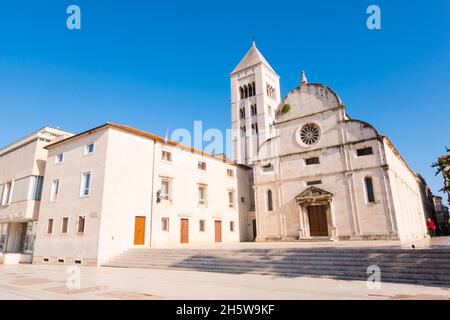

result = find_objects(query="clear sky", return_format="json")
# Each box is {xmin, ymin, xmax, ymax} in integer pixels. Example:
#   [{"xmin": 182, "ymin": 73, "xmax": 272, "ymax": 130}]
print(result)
[{"xmin": 0, "ymin": 1, "xmax": 449, "ymax": 195}]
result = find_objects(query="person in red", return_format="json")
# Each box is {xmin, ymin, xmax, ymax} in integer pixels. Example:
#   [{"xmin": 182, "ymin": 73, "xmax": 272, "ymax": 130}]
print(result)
[{"xmin": 426, "ymin": 218, "xmax": 437, "ymax": 238}]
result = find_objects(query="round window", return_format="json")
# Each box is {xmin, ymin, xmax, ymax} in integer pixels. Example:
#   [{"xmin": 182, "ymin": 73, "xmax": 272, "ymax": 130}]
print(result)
[{"xmin": 299, "ymin": 124, "xmax": 320, "ymax": 145}]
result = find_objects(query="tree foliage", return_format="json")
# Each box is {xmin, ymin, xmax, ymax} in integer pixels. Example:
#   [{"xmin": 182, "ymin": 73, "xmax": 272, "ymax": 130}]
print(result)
[{"xmin": 432, "ymin": 147, "xmax": 450, "ymax": 195}]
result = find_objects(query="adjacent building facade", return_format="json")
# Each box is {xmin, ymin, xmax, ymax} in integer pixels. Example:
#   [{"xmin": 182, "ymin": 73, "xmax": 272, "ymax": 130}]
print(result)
[
  {"xmin": 0, "ymin": 127, "xmax": 71, "ymax": 264},
  {"xmin": 33, "ymin": 123, "xmax": 249, "ymax": 266}
]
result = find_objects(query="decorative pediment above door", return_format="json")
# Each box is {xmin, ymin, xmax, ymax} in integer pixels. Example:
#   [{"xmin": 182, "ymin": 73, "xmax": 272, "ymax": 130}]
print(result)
[{"xmin": 295, "ymin": 186, "xmax": 333, "ymax": 204}]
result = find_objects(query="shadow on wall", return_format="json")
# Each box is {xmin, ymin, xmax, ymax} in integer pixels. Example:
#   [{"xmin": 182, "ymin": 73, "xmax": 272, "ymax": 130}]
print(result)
[{"xmin": 168, "ymin": 248, "xmax": 450, "ymax": 288}]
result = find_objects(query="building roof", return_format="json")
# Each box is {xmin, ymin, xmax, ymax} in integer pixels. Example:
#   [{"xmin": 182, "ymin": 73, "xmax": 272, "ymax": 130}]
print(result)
[
  {"xmin": 0, "ymin": 127, "xmax": 72, "ymax": 157},
  {"xmin": 45, "ymin": 122, "xmax": 250, "ymax": 169},
  {"xmin": 231, "ymin": 41, "xmax": 277, "ymax": 75}
]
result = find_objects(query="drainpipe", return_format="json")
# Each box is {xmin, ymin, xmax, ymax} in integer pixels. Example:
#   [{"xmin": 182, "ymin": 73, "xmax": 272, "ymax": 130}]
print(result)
[{"xmin": 148, "ymin": 140, "xmax": 157, "ymax": 248}]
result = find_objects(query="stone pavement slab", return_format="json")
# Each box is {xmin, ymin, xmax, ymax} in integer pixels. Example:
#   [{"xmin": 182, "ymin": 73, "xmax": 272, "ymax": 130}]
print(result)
[{"xmin": 0, "ymin": 264, "xmax": 449, "ymax": 300}]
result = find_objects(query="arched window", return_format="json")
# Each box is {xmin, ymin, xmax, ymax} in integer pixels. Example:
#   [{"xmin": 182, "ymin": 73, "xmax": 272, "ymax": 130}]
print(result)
[
  {"xmin": 244, "ymin": 85, "xmax": 248, "ymax": 98},
  {"xmin": 253, "ymin": 104, "xmax": 257, "ymax": 115},
  {"xmin": 365, "ymin": 177, "xmax": 375, "ymax": 203},
  {"xmin": 252, "ymin": 82, "xmax": 256, "ymax": 96},
  {"xmin": 248, "ymin": 83, "xmax": 253, "ymax": 97},
  {"xmin": 267, "ymin": 190, "xmax": 273, "ymax": 211},
  {"xmin": 239, "ymin": 87, "xmax": 244, "ymax": 100}
]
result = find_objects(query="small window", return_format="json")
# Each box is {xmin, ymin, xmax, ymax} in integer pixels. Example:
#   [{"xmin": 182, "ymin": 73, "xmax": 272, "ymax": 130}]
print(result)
[
  {"xmin": 365, "ymin": 177, "xmax": 376, "ymax": 203},
  {"xmin": 307, "ymin": 180, "xmax": 322, "ymax": 186},
  {"xmin": 161, "ymin": 217, "xmax": 169, "ymax": 231},
  {"xmin": 77, "ymin": 216, "xmax": 86, "ymax": 234},
  {"xmin": 262, "ymin": 163, "xmax": 274, "ymax": 173},
  {"xmin": 199, "ymin": 220, "xmax": 206, "ymax": 232},
  {"xmin": 80, "ymin": 172, "xmax": 91, "ymax": 197},
  {"xmin": 198, "ymin": 161, "xmax": 207, "ymax": 171},
  {"xmin": 85, "ymin": 143, "xmax": 95, "ymax": 154},
  {"xmin": 74, "ymin": 260, "xmax": 82, "ymax": 264},
  {"xmin": 198, "ymin": 185, "xmax": 207, "ymax": 205},
  {"xmin": 61, "ymin": 217, "xmax": 69, "ymax": 234},
  {"xmin": 227, "ymin": 169, "xmax": 234, "ymax": 178},
  {"xmin": 228, "ymin": 191, "xmax": 235, "ymax": 208},
  {"xmin": 55, "ymin": 153, "xmax": 64, "ymax": 164},
  {"xmin": 230, "ymin": 221, "xmax": 235, "ymax": 232},
  {"xmin": 160, "ymin": 179, "xmax": 171, "ymax": 200},
  {"xmin": 305, "ymin": 157, "xmax": 320, "ymax": 165},
  {"xmin": 58, "ymin": 259, "xmax": 65, "ymax": 264},
  {"xmin": 357, "ymin": 147, "xmax": 373, "ymax": 157},
  {"xmin": 267, "ymin": 190, "xmax": 273, "ymax": 211},
  {"xmin": 162, "ymin": 151, "xmax": 172, "ymax": 162},
  {"xmin": 50, "ymin": 179, "xmax": 60, "ymax": 202},
  {"xmin": 47, "ymin": 219, "xmax": 54, "ymax": 235}
]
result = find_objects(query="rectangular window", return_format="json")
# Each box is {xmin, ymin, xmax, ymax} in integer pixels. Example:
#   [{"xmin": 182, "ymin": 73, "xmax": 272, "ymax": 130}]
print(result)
[
  {"xmin": 47, "ymin": 219, "xmax": 54, "ymax": 235},
  {"xmin": 50, "ymin": 179, "xmax": 60, "ymax": 202},
  {"xmin": 85, "ymin": 143, "xmax": 95, "ymax": 155},
  {"xmin": 55, "ymin": 153, "xmax": 64, "ymax": 164},
  {"xmin": 0, "ymin": 224, "xmax": 8, "ymax": 251},
  {"xmin": 199, "ymin": 220, "xmax": 206, "ymax": 232},
  {"xmin": 161, "ymin": 217, "xmax": 169, "ymax": 231},
  {"xmin": 230, "ymin": 221, "xmax": 235, "ymax": 232},
  {"xmin": 161, "ymin": 151, "xmax": 172, "ymax": 162},
  {"xmin": 160, "ymin": 179, "xmax": 171, "ymax": 200},
  {"xmin": 61, "ymin": 217, "xmax": 69, "ymax": 234},
  {"xmin": 1, "ymin": 181, "xmax": 12, "ymax": 206},
  {"xmin": 80, "ymin": 172, "xmax": 91, "ymax": 197},
  {"xmin": 307, "ymin": 180, "xmax": 322, "ymax": 186},
  {"xmin": 228, "ymin": 191, "xmax": 235, "ymax": 208},
  {"xmin": 305, "ymin": 157, "xmax": 320, "ymax": 165},
  {"xmin": 227, "ymin": 169, "xmax": 234, "ymax": 178},
  {"xmin": 77, "ymin": 216, "xmax": 85, "ymax": 234},
  {"xmin": 198, "ymin": 185, "xmax": 207, "ymax": 205},
  {"xmin": 357, "ymin": 147, "xmax": 373, "ymax": 157},
  {"xmin": 262, "ymin": 164, "xmax": 274, "ymax": 173},
  {"xmin": 198, "ymin": 161, "xmax": 207, "ymax": 171}
]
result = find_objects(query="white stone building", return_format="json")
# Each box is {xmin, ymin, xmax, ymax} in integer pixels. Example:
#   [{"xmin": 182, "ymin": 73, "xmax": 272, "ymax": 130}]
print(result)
[
  {"xmin": 231, "ymin": 42, "xmax": 428, "ymax": 242},
  {"xmin": 33, "ymin": 122, "xmax": 250, "ymax": 266},
  {"xmin": 0, "ymin": 127, "xmax": 71, "ymax": 264}
]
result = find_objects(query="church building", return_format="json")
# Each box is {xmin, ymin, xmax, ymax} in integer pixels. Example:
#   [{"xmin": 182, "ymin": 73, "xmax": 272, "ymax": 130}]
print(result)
[{"xmin": 231, "ymin": 42, "xmax": 428, "ymax": 242}]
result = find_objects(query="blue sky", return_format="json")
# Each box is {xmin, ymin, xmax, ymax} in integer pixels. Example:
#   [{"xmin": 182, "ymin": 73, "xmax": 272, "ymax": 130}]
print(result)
[{"xmin": 0, "ymin": 1, "xmax": 449, "ymax": 194}]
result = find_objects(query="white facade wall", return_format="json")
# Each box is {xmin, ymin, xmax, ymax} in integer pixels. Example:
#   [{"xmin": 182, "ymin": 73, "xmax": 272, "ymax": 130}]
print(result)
[
  {"xmin": 383, "ymin": 140, "xmax": 427, "ymax": 240},
  {"xmin": 254, "ymin": 83, "xmax": 425, "ymax": 241}
]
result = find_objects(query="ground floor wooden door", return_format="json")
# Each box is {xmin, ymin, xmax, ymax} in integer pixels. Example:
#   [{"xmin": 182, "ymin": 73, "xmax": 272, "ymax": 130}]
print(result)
[
  {"xmin": 214, "ymin": 220, "xmax": 222, "ymax": 243},
  {"xmin": 134, "ymin": 216, "xmax": 146, "ymax": 245},
  {"xmin": 252, "ymin": 219, "xmax": 257, "ymax": 241},
  {"xmin": 180, "ymin": 219, "xmax": 189, "ymax": 244},
  {"xmin": 307, "ymin": 205, "xmax": 329, "ymax": 237}
]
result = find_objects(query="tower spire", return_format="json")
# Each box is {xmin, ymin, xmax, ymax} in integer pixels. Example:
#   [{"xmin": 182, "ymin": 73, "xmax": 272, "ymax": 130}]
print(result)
[
  {"xmin": 301, "ymin": 70, "xmax": 308, "ymax": 85},
  {"xmin": 252, "ymin": 33, "xmax": 256, "ymax": 46}
]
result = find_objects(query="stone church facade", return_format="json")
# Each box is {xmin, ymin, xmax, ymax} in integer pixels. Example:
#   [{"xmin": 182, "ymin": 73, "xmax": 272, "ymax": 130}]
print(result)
[{"xmin": 231, "ymin": 42, "xmax": 428, "ymax": 242}]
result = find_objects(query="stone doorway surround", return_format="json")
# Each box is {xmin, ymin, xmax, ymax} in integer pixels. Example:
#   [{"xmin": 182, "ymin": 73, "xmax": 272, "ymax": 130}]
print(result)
[{"xmin": 295, "ymin": 186, "xmax": 337, "ymax": 241}]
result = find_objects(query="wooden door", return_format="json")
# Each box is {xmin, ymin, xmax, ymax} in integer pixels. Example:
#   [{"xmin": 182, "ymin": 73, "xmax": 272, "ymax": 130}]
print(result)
[
  {"xmin": 180, "ymin": 219, "xmax": 189, "ymax": 244},
  {"xmin": 307, "ymin": 206, "xmax": 329, "ymax": 237},
  {"xmin": 134, "ymin": 216, "xmax": 146, "ymax": 245},
  {"xmin": 252, "ymin": 219, "xmax": 257, "ymax": 241},
  {"xmin": 214, "ymin": 220, "xmax": 222, "ymax": 243}
]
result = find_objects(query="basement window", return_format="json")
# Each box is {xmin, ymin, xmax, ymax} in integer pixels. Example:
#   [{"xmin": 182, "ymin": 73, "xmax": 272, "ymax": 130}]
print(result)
[
  {"xmin": 58, "ymin": 259, "xmax": 65, "ymax": 264},
  {"xmin": 74, "ymin": 260, "xmax": 82, "ymax": 264}
]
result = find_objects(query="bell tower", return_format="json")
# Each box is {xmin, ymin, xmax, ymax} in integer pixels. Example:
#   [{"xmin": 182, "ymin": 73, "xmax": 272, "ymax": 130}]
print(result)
[{"xmin": 230, "ymin": 41, "xmax": 281, "ymax": 166}]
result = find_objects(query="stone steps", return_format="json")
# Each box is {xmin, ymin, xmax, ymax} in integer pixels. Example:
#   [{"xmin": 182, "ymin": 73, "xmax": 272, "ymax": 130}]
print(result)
[{"xmin": 102, "ymin": 248, "xmax": 450, "ymax": 287}]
